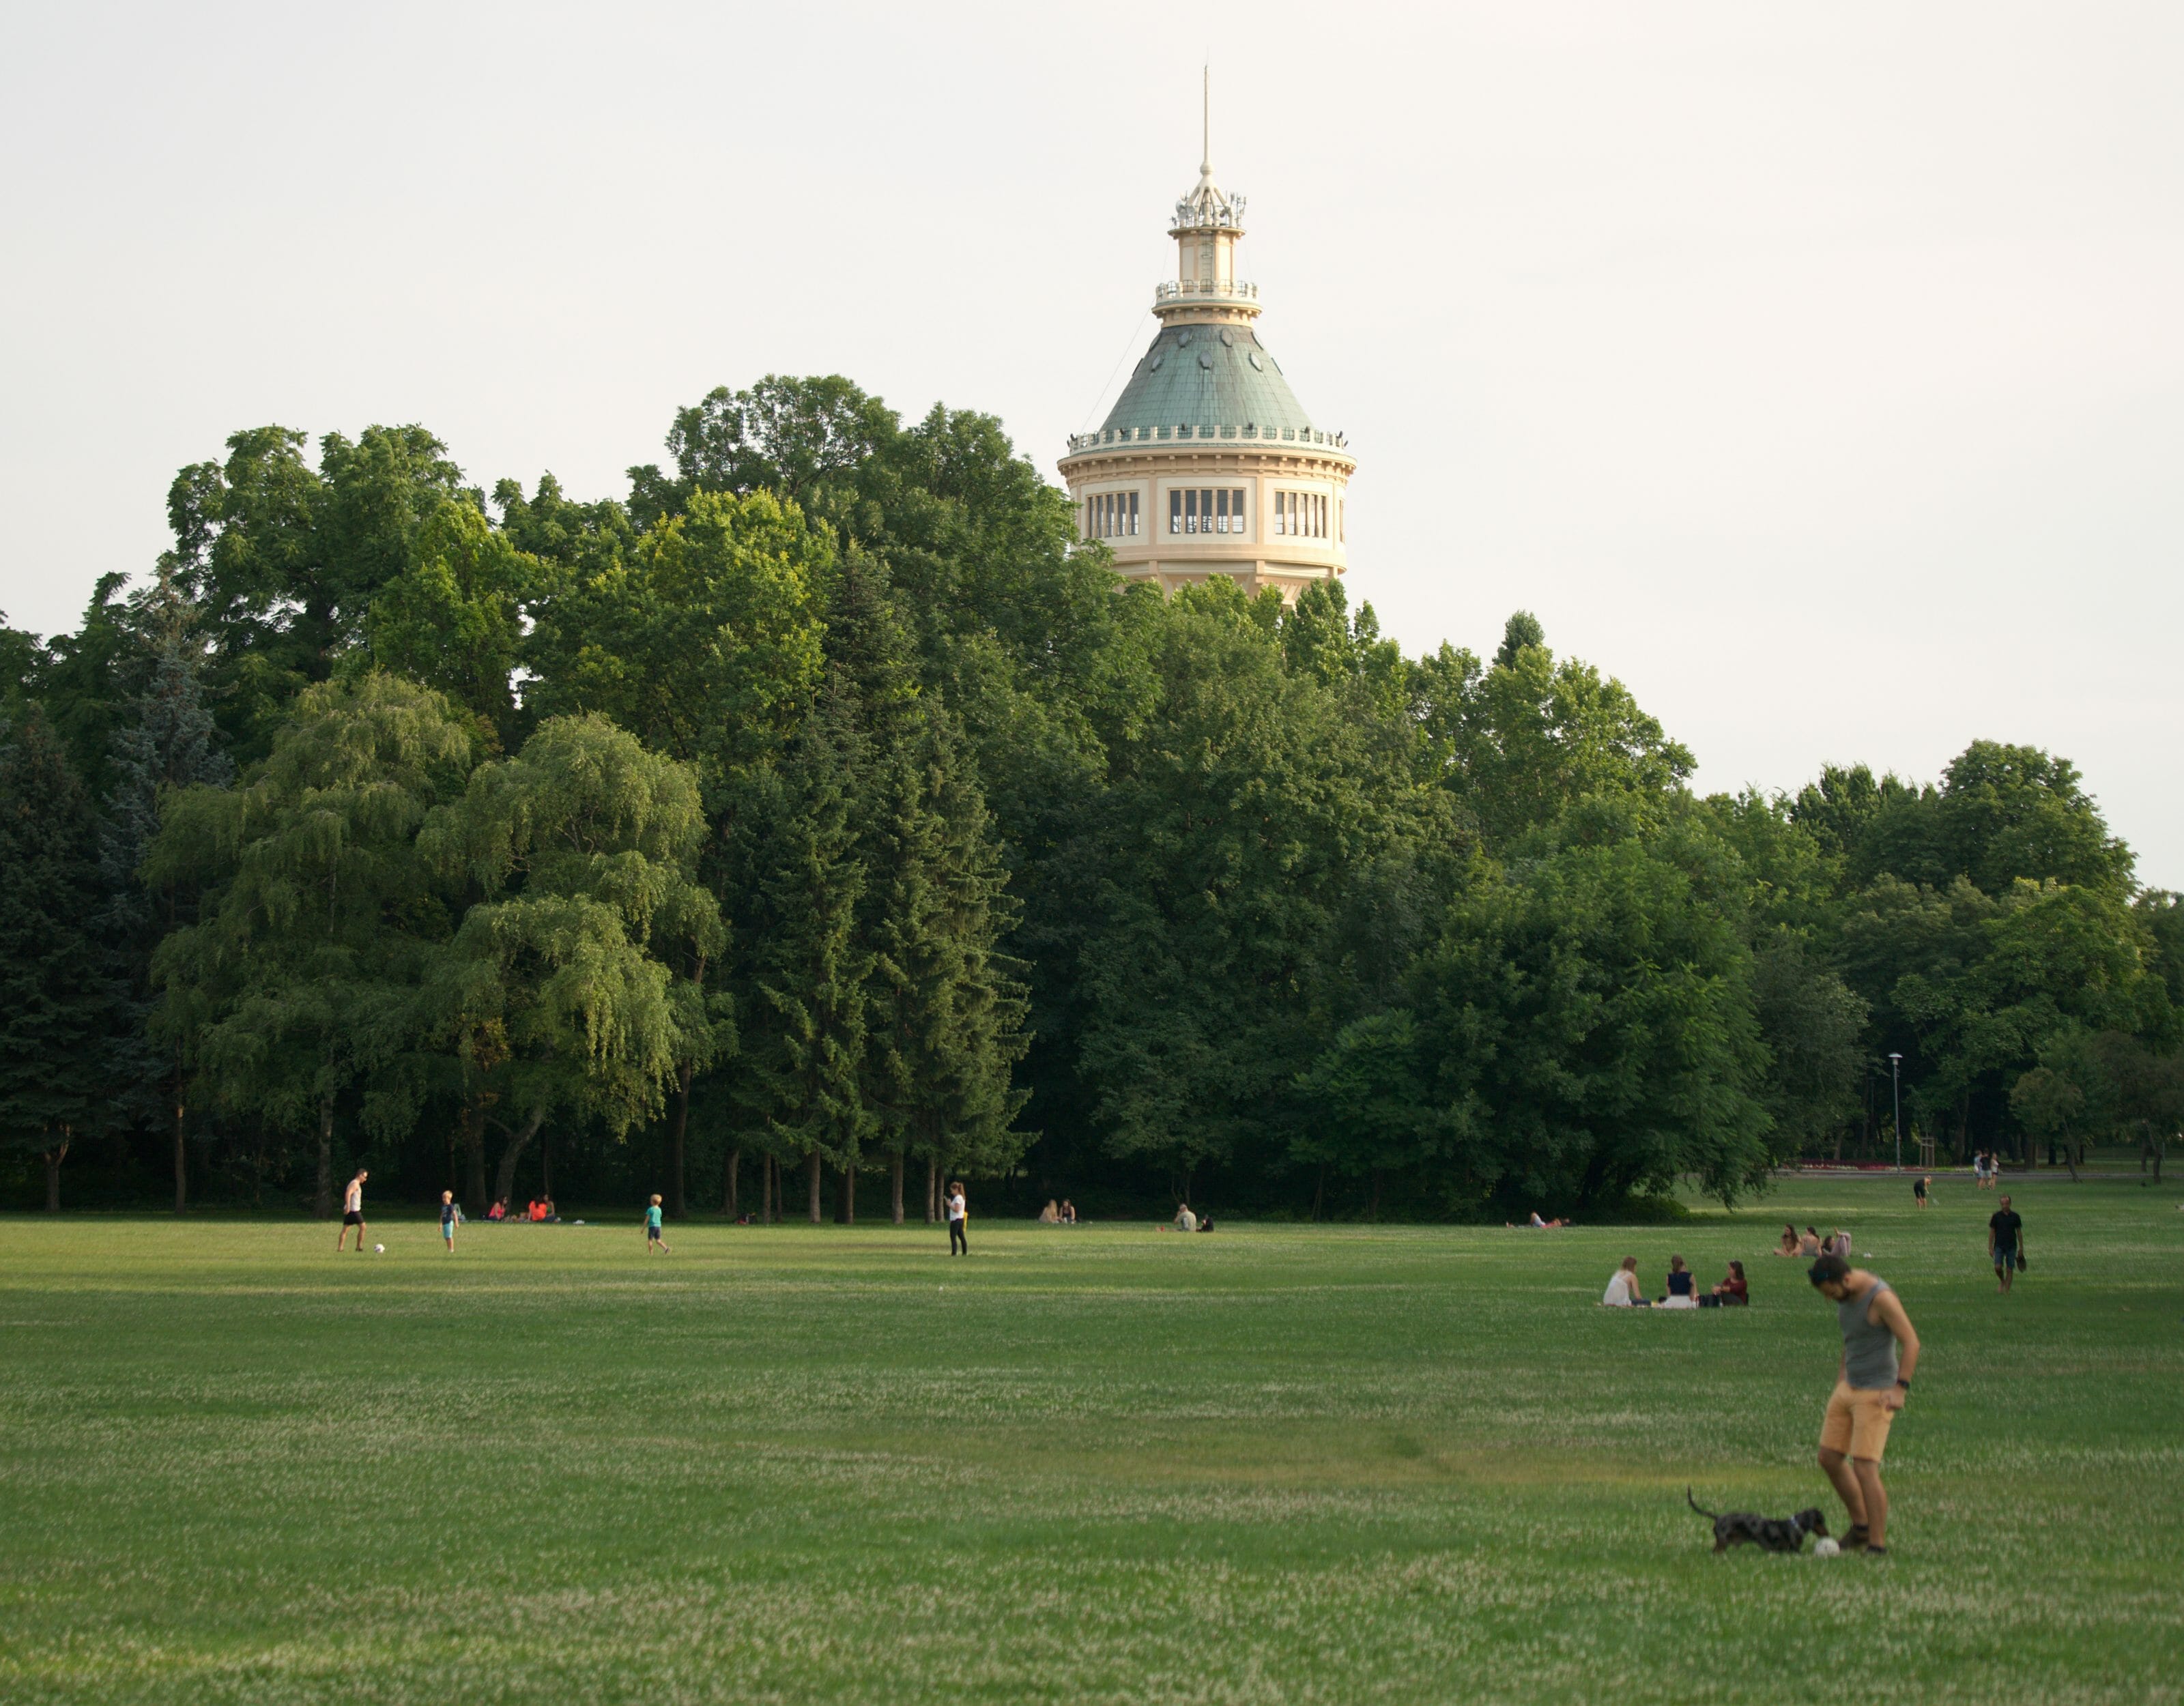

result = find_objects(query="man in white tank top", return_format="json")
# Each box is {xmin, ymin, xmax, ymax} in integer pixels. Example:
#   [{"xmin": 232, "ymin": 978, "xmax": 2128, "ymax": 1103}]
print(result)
[{"xmin": 336, "ymin": 1170, "xmax": 369, "ymax": 1252}]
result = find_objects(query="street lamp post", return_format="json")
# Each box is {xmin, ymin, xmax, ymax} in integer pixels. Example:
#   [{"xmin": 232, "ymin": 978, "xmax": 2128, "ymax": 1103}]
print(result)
[{"xmin": 1889, "ymin": 1052, "xmax": 1904, "ymax": 1171}]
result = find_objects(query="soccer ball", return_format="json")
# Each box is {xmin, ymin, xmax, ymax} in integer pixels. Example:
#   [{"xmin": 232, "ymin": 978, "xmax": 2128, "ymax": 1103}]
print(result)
[
  {"xmin": 373, "ymin": 1243, "xmax": 386, "ymax": 1254},
  {"xmin": 1812, "ymin": 1537, "xmax": 1841, "ymax": 1559}
]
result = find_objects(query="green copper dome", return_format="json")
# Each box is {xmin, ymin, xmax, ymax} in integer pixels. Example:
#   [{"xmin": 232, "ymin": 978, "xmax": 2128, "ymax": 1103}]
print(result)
[{"xmin": 1065, "ymin": 323, "xmax": 1345, "ymax": 454}]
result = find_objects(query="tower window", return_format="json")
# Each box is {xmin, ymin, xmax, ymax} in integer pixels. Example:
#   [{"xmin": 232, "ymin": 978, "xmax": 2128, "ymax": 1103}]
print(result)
[{"xmin": 1170, "ymin": 489, "xmax": 1182, "ymax": 534}]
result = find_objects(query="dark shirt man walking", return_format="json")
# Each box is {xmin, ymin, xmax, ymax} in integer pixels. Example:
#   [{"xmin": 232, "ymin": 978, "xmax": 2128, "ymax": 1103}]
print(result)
[
  {"xmin": 1988, "ymin": 1195, "xmax": 2026, "ymax": 1294},
  {"xmin": 1809, "ymin": 1253, "xmax": 1921, "ymax": 1557}
]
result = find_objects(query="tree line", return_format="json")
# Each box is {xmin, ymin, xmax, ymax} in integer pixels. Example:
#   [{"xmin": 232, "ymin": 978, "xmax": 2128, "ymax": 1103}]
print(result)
[{"xmin": 3, "ymin": 378, "xmax": 2178, "ymax": 1219}]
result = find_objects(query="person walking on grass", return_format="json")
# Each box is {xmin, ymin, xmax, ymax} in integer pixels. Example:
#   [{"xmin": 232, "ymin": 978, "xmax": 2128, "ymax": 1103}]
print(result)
[
  {"xmin": 336, "ymin": 1170, "xmax": 369, "ymax": 1252},
  {"xmin": 947, "ymin": 1181, "xmax": 968, "ymax": 1256},
  {"xmin": 440, "ymin": 1190, "xmax": 463, "ymax": 1254},
  {"xmin": 1988, "ymin": 1194, "xmax": 2025, "ymax": 1293},
  {"xmin": 1809, "ymin": 1252, "xmax": 1921, "ymax": 1559},
  {"xmin": 645, "ymin": 1194, "xmax": 670, "ymax": 1255}
]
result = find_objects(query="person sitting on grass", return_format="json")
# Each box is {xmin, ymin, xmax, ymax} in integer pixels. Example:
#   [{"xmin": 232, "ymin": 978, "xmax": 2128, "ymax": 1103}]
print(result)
[
  {"xmin": 1060, "ymin": 1200, "xmax": 1078, "ymax": 1225},
  {"xmin": 1602, "ymin": 1257, "xmax": 1650, "ymax": 1307},
  {"xmin": 1798, "ymin": 1226, "xmax": 1824, "ymax": 1257},
  {"xmin": 1774, "ymin": 1224, "xmax": 1800, "ymax": 1257},
  {"xmin": 1707, "ymin": 1260, "xmax": 1749, "ymax": 1306},
  {"xmin": 1660, "ymin": 1255, "xmax": 1699, "ymax": 1308},
  {"xmin": 1197, "ymin": 1214, "xmax": 1216, "ymax": 1232},
  {"xmin": 485, "ymin": 1199, "xmax": 506, "ymax": 1221},
  {"xmin": 1174, "ymin": 1204, "xmax": 1198, "ymax": 1233},
  {"xmin": 1038, "ymin": 1200, "xmax": 1061, "ymax": 1224}
]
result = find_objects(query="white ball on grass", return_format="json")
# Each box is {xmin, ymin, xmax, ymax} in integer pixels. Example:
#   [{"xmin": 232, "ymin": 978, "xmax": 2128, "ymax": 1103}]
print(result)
[
  {"xmin": 1812, "ymin": 1537, "xmax": 1840, "ymax": 1559},
  {"xmin": 374, "ymin": 1243, "xmax": 385, "ymax": 1254}
]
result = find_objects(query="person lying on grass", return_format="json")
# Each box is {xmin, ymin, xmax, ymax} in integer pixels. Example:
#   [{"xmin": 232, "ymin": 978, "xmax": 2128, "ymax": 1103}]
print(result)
[{"xmin": 1506, "ymin": 1211, "xmax": 1568, "ymax": 1228}]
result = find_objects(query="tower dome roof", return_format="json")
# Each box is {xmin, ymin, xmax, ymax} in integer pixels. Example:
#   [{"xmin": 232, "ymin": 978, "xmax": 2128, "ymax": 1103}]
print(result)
[{"xmin": 1093, "ymin": 322, "xmax": 1323, "ymax": 445}]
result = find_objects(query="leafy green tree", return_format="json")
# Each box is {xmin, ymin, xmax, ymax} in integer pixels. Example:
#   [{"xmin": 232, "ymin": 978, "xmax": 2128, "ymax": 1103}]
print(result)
[
  {"xmin": 1293, "ymin": 1010, "xmax": 1441, "ymax": 1219},
  {"xmin": 0, "ymin": 709, "xmax": 115, "ymax": 1210},
  {"xmin": 1407, "ymin": 833, "xmax": 1774, "ymax": 1212},
  {"xmin": 165, "ymin": 424, "xmax": 470, "ymax": 759},
  {"xmin": 1493, "ymin": 609, "xmax": 1546, "ymax": 669},
  {"xmin": 367, "ymin": 500, "xmax": 543, "ymax": 746},
  {"xmin": 524, "ymin": 487, "xmax": 829, "ymax": 806},
  {"xmin": 148, "ymin": 675, "xmax": 476, "ymax": 1213},
  {"xmin": 420, "ymin": 714, "xmax": 723, "ymax": 1209},
  {"xmin": 1748, "ymin": 934, "xmax": 1869, "ymax": 1156}
]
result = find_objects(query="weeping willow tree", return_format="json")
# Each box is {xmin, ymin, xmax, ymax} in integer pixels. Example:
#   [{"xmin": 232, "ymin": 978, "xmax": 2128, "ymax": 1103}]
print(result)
[{"xmin": 420, "ymin": 713, "xmax": 724, "ymax": 1209}]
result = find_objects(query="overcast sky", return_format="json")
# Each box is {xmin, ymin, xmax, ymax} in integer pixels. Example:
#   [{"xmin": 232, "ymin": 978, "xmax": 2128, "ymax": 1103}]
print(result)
[{"xmin": 5, "ymin": 2, "xmax": 2179, "ymax": 882}]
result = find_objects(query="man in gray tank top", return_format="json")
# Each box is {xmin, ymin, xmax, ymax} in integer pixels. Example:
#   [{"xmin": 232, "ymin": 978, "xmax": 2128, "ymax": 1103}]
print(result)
[{"xmin": 1809, "ymin": 1252, "xmax": 1921, "ymax": 1557}]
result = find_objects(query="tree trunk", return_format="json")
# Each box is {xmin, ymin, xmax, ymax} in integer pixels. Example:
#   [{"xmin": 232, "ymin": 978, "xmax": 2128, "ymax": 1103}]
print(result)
[
  {"xmin": 765, "ymin": 1154, "xmax": 777, "ymax": 1224},
  {"xmin": 42, "ymin": 1132, "xmax": 69, "ymax": 1212},
  {"xmin": 462, "ymin": 1105, "xmax": 490, "ymax": 1215},
  {"xmin": 891, "ymin": 1152, "xmax": 905, "ymax": 1225},
  {"xmin": 667, "ymin": 1064, "xmax": 692, "ymax": 1219},
  {"xmin": 1369, "ymin": 1168, "xmax": 1383, "ymax": 1222},
  {"xmin": 1311, "ymin": 1163, "xmax": 1326, "ymax": 1223},
  {"xmin": 925, "ymin": 1156, "xmax": 938, "ymax": 1224},
  {"xmin": 313, "ymin": 1097, "xmax": 336, "ymax": 1219},
  {"xmin": 806, "ymin": 1151, "xmax": 822, "ymax": 1224},
  {"xmin": 722, "ymin": 1145, "xmax": 741, "ymax": 1217},
  {"xmin": 172, "ymin": 1087, "xmax": 188, "ymax": 1215},
  {"xmin": 839, "ymin": 1163, "xmax": 856, "ymax": 1226},
  {"xmin": 493, "ymin": 1110, "xmax": 545, "ymax": 1209}
]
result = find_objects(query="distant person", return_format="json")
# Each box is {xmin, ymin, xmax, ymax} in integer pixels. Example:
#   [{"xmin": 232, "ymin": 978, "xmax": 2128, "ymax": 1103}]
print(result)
[
  {"xmin": 1774, "ymin": 1224, "xmax": 1800, "ymax": 1258},
  {"xmin": 1827, "ymin": 1229, "xmax": 1852, "ymax": 1260},
  {"xmin": 1798, "ymin": 1226, "xmax": 1823, "ymax": 1258},
  {"xmin": 645, "ymin": 1194, "xmax": 669, "ymax": 1255},
  {"xmin": 1060, "ymin": 1200, "xmax": 1078, "ymax": 1226},
  {"xmin": 1974, "ymin": 1151, "xmax": 1992, "ymax": 1191},
  {"xmin": 440, "ymin": 1191, "xmax": 463, "ymax": 1254},
  {"xmin": 1038, "ymin": 1200, "xmax": 1061, "ymax": 1225},
  {"xmin": 1987, "ymin": 1194, "xmax": 2025, "ymax": 1294},
  {"xmin": 1809, "ymin": 1253, "xmax": 1920, "ymax": 1557},
  {"xmin": 1197, "ymin": 1215, "xmax": 1216, "ymax": 1232},
  {"xmin": 1602, "ymin": 1257, "xmax": 1650, "ymax": 1307},
  {"xmin": 336, "ymin": 1170, "xmax": 370, "ymax": 1253},
  {"xmin": 1912, "ymin": 1175, "xmax": 1929, "ymax": 1210},
  {"xmin": 486, "ymin": 1199, "xmax": 507, "ymax": 1222},
  {"xmin": 947, "ymin": 1181, "xmax": 968, "ymax": 1256},
  {"xmin": 1661, "ymin": 1255, "xmax": 1698, "ymax": 1308},
  {"xmin": 1710, "ymin": 1260, "xmax": 1749, "ymax": 1305},
  {"xmin": 1174, "ymin": 1204, "xmax": 1198, "ymax": 1233}
]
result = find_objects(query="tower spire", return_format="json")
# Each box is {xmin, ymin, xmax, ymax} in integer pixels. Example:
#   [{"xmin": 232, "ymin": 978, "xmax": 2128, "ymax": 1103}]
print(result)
[{"xmin": 1201, "ymin": 65, "xmax": 1210, "ymax": 180}]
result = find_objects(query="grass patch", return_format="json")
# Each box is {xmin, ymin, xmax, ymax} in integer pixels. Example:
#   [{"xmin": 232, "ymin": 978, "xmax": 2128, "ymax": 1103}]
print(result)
[{"xmin": 3, "ymin": 1178, "xmax": 2181, "ymax": 1702}]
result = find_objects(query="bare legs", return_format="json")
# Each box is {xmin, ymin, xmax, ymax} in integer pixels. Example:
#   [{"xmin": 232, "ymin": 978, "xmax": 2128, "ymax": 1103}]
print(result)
[{"xmin": 1818, "ymin": 1448, "xmax": 1888, "ymax": 1548}]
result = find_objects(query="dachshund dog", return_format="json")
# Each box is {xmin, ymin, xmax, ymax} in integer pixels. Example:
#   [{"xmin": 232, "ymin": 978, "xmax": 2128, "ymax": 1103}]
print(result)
[{"xmin": 1687, "ymin": 1488, "xmax": 1830, "ymax": 1553}]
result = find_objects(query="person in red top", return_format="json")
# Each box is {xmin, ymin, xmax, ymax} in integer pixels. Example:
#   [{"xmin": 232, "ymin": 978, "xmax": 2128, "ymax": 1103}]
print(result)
[{"xmin": 1710, "ymin": 1260, "xmax": 1749, "ymax": 1305}]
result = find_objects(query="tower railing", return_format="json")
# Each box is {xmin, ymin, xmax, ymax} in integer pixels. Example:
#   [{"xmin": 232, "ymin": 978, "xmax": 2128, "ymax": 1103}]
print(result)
[{"xmin": 1153, "ymin": 279, "xmax": 1259, "ymax": 304}]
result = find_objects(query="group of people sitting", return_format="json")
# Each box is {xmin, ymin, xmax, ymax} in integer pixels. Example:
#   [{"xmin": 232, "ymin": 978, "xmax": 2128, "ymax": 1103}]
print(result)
[
  {"xmin": 483, "ymin": 1198, "xmax": 558, "ymax": 1223},
  {"xmin": 1036, "ymin": 1200, "xmax": 1080, "ymax": 1225},
  {"xmin": 1167, "ymin": 1205, "xmax": 1215, "ymax": 1232},
  {"xmin": 1601, "ymin": 1255, "xmax": 1748, "ymax": 1309},
  {"xmin": 1774, "ymin": 1223, "xmax": 1850, "ymax": 1260}
]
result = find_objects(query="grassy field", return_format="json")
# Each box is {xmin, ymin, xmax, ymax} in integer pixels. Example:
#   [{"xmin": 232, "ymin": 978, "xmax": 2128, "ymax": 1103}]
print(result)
[{"xmin": 1, "ymin": 1178, "xmax": 2179, "ymax": 1704}]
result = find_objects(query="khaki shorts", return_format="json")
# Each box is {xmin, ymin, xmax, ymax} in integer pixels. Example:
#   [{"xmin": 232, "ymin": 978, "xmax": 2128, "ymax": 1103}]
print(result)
[{"xmin": 1819, "ymin": 1380, "xmax": 1896, "ymax": 1462}]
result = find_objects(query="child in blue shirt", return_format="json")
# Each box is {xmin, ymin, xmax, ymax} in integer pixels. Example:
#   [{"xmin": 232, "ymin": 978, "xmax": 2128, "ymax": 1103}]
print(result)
[
  {"xmin": 645, "ymin": 1194, "xmax": 670, "ymax": 1254},
  {"xmin": 440, "ymin": 1190, "xmax": 463, "ymax": 1254}
]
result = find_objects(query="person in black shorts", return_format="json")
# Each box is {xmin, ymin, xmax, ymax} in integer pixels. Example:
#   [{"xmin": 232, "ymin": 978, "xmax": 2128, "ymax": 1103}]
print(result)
[
  {"xmin": 336, "ymin": 1169, "xmax": 370, "ymax": 1252},
  {"xmin": 1912, "ymin": 1174, "xmax": 1929, "ymax": 1209},
  {"xmin": 1987, "ymin": 1194, "xmax": 2025, "ymax": 1293}
]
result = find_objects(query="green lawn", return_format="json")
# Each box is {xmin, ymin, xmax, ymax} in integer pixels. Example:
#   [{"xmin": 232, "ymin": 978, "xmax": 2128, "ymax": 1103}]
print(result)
[{"xmin": 2, "ymin": 1179, "xmax": 2179, "ymax": 1703}]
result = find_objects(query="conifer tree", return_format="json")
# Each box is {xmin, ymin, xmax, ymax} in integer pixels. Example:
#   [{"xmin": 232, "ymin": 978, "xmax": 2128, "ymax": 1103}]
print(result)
[
  {"xmin": 0, "ymin": 709, "xmax": 115, "ymax": 1210},
  {"xmin": 736, "ymin": 682, "xmax": 872, "ymax": 1221},
  {"xmin": 866, "ymin": 712, "xmax": 1031, "ymax": 1222},
  {"xmin": 98, "ymin": 570, "xmax": 233, "ymax": 1211}
]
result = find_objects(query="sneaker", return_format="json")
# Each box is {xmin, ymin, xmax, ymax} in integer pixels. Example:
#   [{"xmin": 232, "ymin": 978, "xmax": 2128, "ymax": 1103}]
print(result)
[{"xmin": 1843, "ymin": 1524, "xmax": 1870, "ymax": 1552}]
